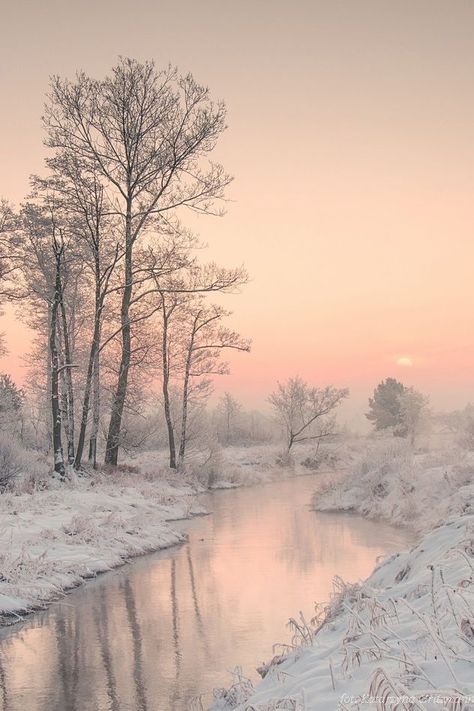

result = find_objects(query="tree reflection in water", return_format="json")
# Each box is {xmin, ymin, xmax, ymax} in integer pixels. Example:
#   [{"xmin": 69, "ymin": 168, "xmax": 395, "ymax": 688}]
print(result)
[{"xmin": 0, "ymin": 476, "xmax": 412, "ymax": 711}]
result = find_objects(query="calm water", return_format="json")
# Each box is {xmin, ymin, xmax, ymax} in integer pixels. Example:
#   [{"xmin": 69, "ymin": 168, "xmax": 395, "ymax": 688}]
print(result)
[{"xmin": 0, "ymin": 475, "xmax": 412, "ymax": 711}]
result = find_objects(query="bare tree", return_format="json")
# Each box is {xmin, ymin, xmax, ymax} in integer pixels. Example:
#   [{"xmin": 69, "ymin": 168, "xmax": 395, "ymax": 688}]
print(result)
[
  {"xmin": 269, "ymin": 376, "xmax": 348, "ymax": 452},
  {"xmin": 0, "ymin": 200, "xmax": 20, "ymax": 295},
  {"xmin": 153, "ymin": 265, "xmax": 248, "ymax": 469},
  {"xmin": 219, "ymin": 392, "xmax": 243, "ymax": 445},
  {"xmin": 44, "ymin": 58, "xmax": 230, "ymax": 466},
  {"xmin": 160, "ymin": 290, "xmax": 179, "ymax": 469},
  {"xmin": 16, "ymin": 191, "xmax": 87, "ymax": 476},
  {"xmin": 0, "ymin": 374, "xmax": 24, "ymax": 435},
  {"xmin": 38, "ymin": 162, "xmax": 124, "ymax": 468},
  {"xmin": 133, "ymin": 251, "xmax": 248, "ymax": 470},
  {"xmin": 49, "ymin": 223, "xmax": 67, "ymax": 478},
  {"xmin": 0, "ymin": 200, "xmax": 22, "ymax": 357},
  {"xmin": 398, "ymin": 387, "xmax": 430, "ymax": 446},
  {"xmin": 177, "ymin": 303, "xmax": 250, "ymax": 464}
]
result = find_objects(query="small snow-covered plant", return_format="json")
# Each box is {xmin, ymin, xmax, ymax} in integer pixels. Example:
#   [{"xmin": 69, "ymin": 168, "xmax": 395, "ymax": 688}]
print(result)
[
  {"xmin": 0, "ymin": 546, "xmax": 57, "ymax": 585},
  {"xmin": 102, "ymin": 462, "xmax": 140, "ymax": 476},
  {"xmin": 458, "ymin": 414, "xmax": 474, "ymax": 451},
  {"xmin": 313, "ymin": 470, "xmax": 345, "ymax": 501},
  {"xmin": 199, "ymin": 448, "xmax": 221, "ymax": 487},
  {"xmin": 62, "ymin": 514, "xmax": 103, "ymax": 544},
  {"xmin": 353, "ymin": 438, "xmax": 412, "ymax": 481},
  {"xmin": 369, "ymin": 668, "xmax": 425, "ymax": 711},
  {"xmin": 246, "ymin": 698, "xmax": 305, "ymax": 710},
  {"xmin": 275, "ymin": 450, "xmax": 294, "ymax": 470},
  {"xmin": 142, "ymin": 465, "xmax": 169, "ymax": 482},
  {"xmin": 287, "ymin": 610, "xmax": 317, "ymax": 646},
  {"xmin": 451, "ymin": 464, "xmax": 474, "ymax": 489},
  {"xmin": 14, "ymin": 451, "xmax": 50, "ymax": 493},
  {"xmin": 213, "ymin": 667, "xmax": 255, "ymax": 708},
  {"xmin": 300, "ymin": 454, "xmax": 321, "ymax": 470},
  {"xmin": 301, "ymin": 445, "xmax": 341, "ymax": 471},
  {"xmin": 0, "ymin": 433, "xmax": 26, "ymax": 491},
  {"xmin": 328, "ymin": 575, "xmax": 362, "ymax": 620}
]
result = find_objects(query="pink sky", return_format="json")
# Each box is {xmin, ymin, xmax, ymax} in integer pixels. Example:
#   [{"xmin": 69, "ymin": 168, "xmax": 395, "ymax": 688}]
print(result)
[{"xmin": 1, "ymin": 0, "xmax": 474, "ymax": 424}]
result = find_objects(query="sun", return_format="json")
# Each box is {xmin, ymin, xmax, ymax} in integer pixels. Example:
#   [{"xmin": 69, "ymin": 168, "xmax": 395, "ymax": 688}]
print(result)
[{"xmin": 396, "ymin": 356, "xmax": 413, "ymax": 367}]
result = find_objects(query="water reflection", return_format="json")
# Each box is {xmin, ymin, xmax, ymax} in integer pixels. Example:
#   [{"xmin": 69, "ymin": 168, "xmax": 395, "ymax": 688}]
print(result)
[{"xmin": 0, "ymin": 475, "xmax": 412, "ymax": 710}]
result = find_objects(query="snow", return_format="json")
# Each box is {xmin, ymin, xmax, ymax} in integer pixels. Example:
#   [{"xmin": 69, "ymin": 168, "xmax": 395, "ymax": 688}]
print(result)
[
  {"xmin": 313, "ymin": 437, "xmax": 474, "ymax": 533},
  {"xmin": 211, "ymin": 437, "xmax": 474, "ymax": 710},
  {"xmin": 212, "ymin": 514, "xmax": 474, "ymax": 710},
  {"xmin": 4, "ymin": 437, "xmax": 473, "ymax": 710},
  {"xmin": 0, "ymin": 442, "xmax": 323, "ymax": 625},
  {"xmin": 0, "ymin": 465, "xmax": 205, "ymax": 622}
]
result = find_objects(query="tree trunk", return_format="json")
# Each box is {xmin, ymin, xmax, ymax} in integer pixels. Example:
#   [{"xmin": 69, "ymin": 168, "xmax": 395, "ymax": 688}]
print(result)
[
  {"xmin": 75, "ymin": 270, "xmax": 101, "ymax": 468},
  {"xmin": 161, "ymin": 301, "xmax": 177, "ymax": 469},
  {"xmin": 50, "ymin": 263, "xmax": 65, "ymax": 480},
  {"xmin": 178, "ymin": 335, "xmax": 195, "ymax": 466},
  {"xmin": 105, "ymin": 200, "xmax": 132, "ymax": 466},
  {"xmin": 45, "ymin": 305, "xmax": 52, "ymax": 453},
  {"xmin": 287, "ymin": 432, "xmax": 295, "ymax": 453},
  {"xmin": 88, "ymin": 347, "xmax": 100, "ymax": 469},
  {"xmin": 74, "ymin": 327, "xmax": 98, "ymax": 468},
  {"xmin": 59, "ymin": 298, "xmax": 75, "ymax": 463}
]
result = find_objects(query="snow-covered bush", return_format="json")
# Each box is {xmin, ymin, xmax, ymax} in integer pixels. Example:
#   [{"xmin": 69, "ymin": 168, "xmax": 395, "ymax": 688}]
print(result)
[
  {"xmin": 458, "ymin": 413, "xmax": 474, "ymax": 451},
  {"xmin": 300, "ymin": 454, "xmax": 321, "ymax": 470},
  {"xmin": 16, "ymin": 452, "xmax": 51, "ymax": 493},
  {"xmin": 0, "ymin": 374, "xmax": 24, "ymax": 436},
  {"xmin": 0, "ymin": 435, "xmax": 51, "ymax": 494},
  {"xmin": 450, "ymin": 463, "xmax": 474, "ymax": 488},
  {"xmin": 213, "ymin": 668, "xmax": 255, "ymax": 708},
  {"xmin": 300, "ymin": 445, "xmax": 342, "ymax": 471},
  {"xmin": 0, "ymin": 433, "xmax": 26, "ymax": 491},
  {"xmin": 275, "ymin": 450, "xmax": 295, "ymax": 469},
  {"xmin": 314, "ymin": 438, "xmax": 416, "ymax": 524},
  {"xmin": 314, "ymin": 437, "xmax": 474, "ymax": 531},
  {"xmin": 191, "ymin": 445, "xmax": 225, "ymax": 487}
]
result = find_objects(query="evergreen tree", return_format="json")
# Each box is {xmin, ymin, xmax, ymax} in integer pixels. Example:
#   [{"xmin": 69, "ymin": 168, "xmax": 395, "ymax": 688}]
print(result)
[
  {"xmin": 366, "ymin": 377, "xmax": 406, "ymax": 431},
  {"xmin": 0, "ymin": 374, "xmax": 24, "ymax": 431}
]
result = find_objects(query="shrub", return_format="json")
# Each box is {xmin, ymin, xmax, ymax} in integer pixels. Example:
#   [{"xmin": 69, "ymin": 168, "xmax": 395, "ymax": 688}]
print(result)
[
  {"xmin": 0, "ymin": 374, "xmax": 24, "ymax": 435},
  {"xmin": 301, "ymin": 455, "xmax": 321, "ymax": 470},
  {"xmin": 0, "ymin": 433, "xmax": 25, "ymax": 491},
  {"xmin": 301, "ymin": 447, "xmax": 341, "ymax": 471},
  {"xmin": 275, "ymin": 450, "xmax": 295, "ymax": 469},
  {"xmin": 459, "ymin": 415, "xmax": 474, "ymax": 451},
  {"xmin": 17, "ymin": 452, "xmax": 51, "ymax": 493},
  {"xmin": 193, "ymin": 446, "xmax": 224, "ymax": 488}
]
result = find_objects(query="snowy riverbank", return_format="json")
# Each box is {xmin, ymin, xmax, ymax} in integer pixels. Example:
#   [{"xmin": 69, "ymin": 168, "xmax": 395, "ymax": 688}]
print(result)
[
  {"xmin": 313, "ymin": 438, "xmax": 474, "ymax": 533},
  {"xmin": 0, "ymin": 466, "xmax": 206, "ymax": 623},
  {"xmin": 0, "ymin": 442, "xmax": 326, "ymax": 625},
  {"xmin": 213, "ymin": 513, "xmax": 474, "ymax": 710},
  {"xmin": 212, "ymin": 439, "xmax": 474, "ymax": 710}
]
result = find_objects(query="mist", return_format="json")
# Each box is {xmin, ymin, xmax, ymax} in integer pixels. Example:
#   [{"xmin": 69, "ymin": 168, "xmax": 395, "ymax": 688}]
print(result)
[{"xmin": 0, "ymin": 3, "xmax": 473, "ymax": 710}]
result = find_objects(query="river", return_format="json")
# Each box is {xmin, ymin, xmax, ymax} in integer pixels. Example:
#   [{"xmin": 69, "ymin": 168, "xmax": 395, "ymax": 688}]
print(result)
[{"xmin": 0, "ymin": 474, "xmax": 412, "ymax": 711}]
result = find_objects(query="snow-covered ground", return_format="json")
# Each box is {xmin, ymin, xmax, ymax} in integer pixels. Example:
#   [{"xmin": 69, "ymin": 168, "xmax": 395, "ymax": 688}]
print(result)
[
  {"xmin": 211, "ymin": 437, "xmax": 474, "ymax": 710},
  {"xmin": 213, "ymin": 514, "xmax": 474, "ymax": 710},
  {"xmin": 123, "ymin": 441, "xmax": 336, "ymax": 490},
  {"xmin": 0, "ymin": 465, "xmax": 206, "ymax": 623},
  {"xmin": 313, "ymin": 437, "xmax": 474, "ymax": 533},
  {"xmin": 7, "ymin": 436, "xmax": 472, "ymax": 710},
  {"xmin": 0, "ymin": 442, "xmax": 325, "ymax": 625}
]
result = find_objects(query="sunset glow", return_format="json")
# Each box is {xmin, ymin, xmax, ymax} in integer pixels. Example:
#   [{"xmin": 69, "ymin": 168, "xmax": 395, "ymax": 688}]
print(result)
[
  {"xmin": 1, "ymin": 3, "xmax": 474, "ymax": 708},
  {"xmin": 1, "ymin": 0, "xmax": 474, "ymax": 421},
  {"xmin": 396, "ymin": 357, "xmax": 413, "ymax": 367}
]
